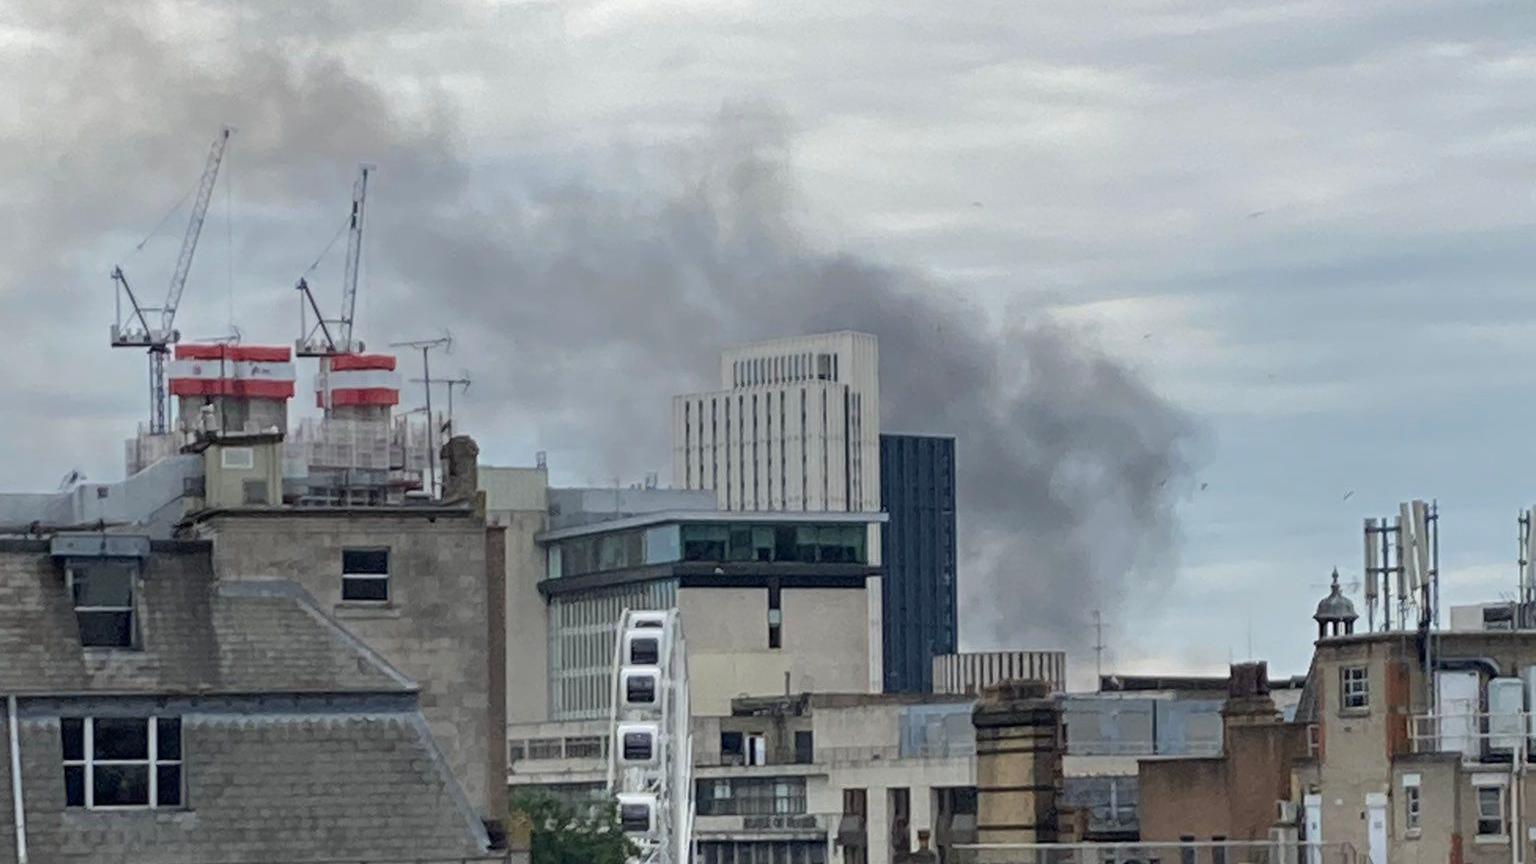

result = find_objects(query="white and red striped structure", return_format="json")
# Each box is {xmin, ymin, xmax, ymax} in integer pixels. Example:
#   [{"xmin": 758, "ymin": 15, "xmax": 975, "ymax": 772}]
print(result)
[
  {"xmin": 316, "ymin": 353, "xmax": 401, "ymax": 408},
  {"xmin": 168, "ymin": 344, "xmax": 296, "ymax": 400}
]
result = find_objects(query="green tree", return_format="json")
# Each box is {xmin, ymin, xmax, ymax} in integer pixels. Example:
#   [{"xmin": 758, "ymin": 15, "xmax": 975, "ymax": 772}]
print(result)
[{"xmin": 511, "ymin": 790, "xmax": 636, "ymax": 864}]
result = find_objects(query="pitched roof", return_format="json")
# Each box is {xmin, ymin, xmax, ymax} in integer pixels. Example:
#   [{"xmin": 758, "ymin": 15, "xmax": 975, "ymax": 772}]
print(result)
[
  {"xmin": 0, "ymin": 541, "xmax": 413, "ymax": 695},
  {"xmin": 0, "ymin": 710, "xmax": 494, "ymax": 862}
]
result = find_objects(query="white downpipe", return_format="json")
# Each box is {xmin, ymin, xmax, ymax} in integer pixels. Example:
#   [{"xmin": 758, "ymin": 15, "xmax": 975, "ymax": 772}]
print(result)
[{"xmin": 6, "ymin": 695, "xmax": 27, "ymax": 864}]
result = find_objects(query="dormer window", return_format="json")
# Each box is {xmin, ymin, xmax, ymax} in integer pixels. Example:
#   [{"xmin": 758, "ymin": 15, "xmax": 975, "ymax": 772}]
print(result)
[{"xmin": 69, "ymin": 562, "xmax": 137, "ymax": 648}]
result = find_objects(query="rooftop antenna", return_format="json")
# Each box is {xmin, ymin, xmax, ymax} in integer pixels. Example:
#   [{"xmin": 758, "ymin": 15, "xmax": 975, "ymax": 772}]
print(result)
[
  {"xmin": 410, "ymin": 374, "xmax": 471, "ymax": 439},
  {"xmin": 390, "ymin": 334, "xmax": 452, "ymax": 497},
  {"xmin": 1363, "ymin": 501, "xmax": 1435, "ymax": 633},
  {"xmin": 1093, "ymin": 609, "xmax": 1105, "ymax": 682}
]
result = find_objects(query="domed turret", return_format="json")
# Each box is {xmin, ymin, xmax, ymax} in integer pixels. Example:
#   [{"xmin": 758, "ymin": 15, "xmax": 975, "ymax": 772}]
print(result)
[{"xmin": 1314, "ymin": 569, "xmax": 1358, "ymax": 638}]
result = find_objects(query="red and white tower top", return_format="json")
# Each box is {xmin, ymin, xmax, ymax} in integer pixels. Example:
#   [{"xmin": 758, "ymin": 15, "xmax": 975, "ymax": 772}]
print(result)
[
  {"xmin": 317, "ymin": 353, "xmax": 401, "ymax": 408},
  {"xmin": 168, "ymin": 344, "xmax": 296, "ymax": 400}
]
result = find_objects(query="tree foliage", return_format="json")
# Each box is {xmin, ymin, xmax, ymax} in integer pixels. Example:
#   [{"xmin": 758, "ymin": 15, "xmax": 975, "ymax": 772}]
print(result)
[{"xmin": 511, "ymin": 790, "xmax": 635, "ymax": 864}]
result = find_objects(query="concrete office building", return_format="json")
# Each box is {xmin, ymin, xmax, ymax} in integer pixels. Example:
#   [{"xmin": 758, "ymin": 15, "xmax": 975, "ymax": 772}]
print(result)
[
  {"xmin": 0, "ymin": 534, "xmax": 505, "ymax": 864},
  {"xmin": 673, "ymin": 332, "xmax": 881, "ymax": 513},
  {"xmin": 880, "ymin": 434, "xmax": 958, "ymax": 694},
  {"xmin": 534, "ymin": 508, "xmax": 887, "ymax": 719}
]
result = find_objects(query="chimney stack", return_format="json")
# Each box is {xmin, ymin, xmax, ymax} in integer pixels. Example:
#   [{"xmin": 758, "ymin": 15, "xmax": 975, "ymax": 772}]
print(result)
[{"xmin": 440, "ymin": 435, "xmax": 480, "ymax": 503}]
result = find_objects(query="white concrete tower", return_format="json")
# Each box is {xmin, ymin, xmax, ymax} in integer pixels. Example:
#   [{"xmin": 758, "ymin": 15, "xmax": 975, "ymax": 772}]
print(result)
[{"xmin": 671, "ymin": 331, "xmax": 880, "ymax": 512}]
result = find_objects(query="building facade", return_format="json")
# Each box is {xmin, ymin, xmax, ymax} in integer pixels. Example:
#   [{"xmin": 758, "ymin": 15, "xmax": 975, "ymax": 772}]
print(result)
[
  {"xmin": 533, "ymin": 509, "xmax": 886, "ymax": 719},
  {"xmin": 880, "ymin": 434, "xmax": 957, "ymax": 694},
  {"xmin": 673, "ymin": 332, "xmax": 881, "ymax": 513},
  {"xmin": 0, "ymin": 535, "xmax": 503, "ymax": 863}
]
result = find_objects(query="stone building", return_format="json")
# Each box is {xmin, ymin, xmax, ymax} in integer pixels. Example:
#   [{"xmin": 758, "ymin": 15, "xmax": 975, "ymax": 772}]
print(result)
[
  {"xmin": 181, "ymin": 498, "xmax": 508, "ymax": 820},
  {"xmin": 0, "ymin": 534, "xmax": 504, "ymax": 863}
]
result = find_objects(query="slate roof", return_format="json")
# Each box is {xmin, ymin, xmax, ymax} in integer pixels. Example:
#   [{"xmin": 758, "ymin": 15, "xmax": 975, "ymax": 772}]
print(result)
[
  {"xmin": 0, "ymin": 540, "xmax": 413, "ymax": 695},
  {"xmin": 0, "ymin": 710, "xmax": 497, "ymax": 863}
]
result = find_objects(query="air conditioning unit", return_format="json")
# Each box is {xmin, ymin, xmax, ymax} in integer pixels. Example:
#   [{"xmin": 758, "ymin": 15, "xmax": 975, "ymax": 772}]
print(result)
[
  {"xmin": 617, "ymin": 722, "xmax": 660, "ymax": 766},
  {"xmin": 1277, "ymin": 800, "xmax": 1299, "ymax": 824},
  {"xmin": 617, "ymin": 793, "xmax": 658, "ymax": 834},
  {"xmin": 621, "ymin": 667, "xmax": 661, "ymax": 709}
]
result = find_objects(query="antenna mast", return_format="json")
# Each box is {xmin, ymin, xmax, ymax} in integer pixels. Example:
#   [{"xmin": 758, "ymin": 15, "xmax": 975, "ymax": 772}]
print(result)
[{"xmin": 391, "ymin": 335, "xmax": 453, "ymax": 496}]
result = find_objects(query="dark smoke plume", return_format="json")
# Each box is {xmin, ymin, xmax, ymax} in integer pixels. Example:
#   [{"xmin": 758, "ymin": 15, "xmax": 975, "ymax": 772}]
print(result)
[{"xmin": 1, "ymin": 1, "xmax": 1202, "ymax": 660}]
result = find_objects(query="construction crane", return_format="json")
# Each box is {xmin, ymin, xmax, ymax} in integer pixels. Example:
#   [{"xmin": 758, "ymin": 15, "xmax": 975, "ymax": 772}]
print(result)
[
  {"xmin": 110, "ymin": 126, "xmax": 233, "ymax": 435},
  {"xmin": 296, "ymin": 164, "xmax": 374, "ymax": 357}
]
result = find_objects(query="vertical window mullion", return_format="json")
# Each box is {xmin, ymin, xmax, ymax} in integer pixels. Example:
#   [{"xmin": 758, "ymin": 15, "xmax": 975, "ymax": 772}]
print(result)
[
  {"xmin": 84, "ymin": 718, "xmax": 94, "ymax": 809},
  {"xmin": 148, "ymin": 718, "xmax": 158, "ymax": 809}
]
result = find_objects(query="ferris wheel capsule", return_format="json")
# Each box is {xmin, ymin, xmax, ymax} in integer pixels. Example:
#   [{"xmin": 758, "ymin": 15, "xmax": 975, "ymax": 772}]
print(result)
[{"xmin": 607, "ymin": 608, "xmax": 694, "ymax": 864}]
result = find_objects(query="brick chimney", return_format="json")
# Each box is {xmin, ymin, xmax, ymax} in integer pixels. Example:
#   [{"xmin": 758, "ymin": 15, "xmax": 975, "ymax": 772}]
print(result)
[
  {"xmin": 1222, "ymin": 661, "xmax": 1281, "ymax": 733},
  {"xmin": 440, "ymin": 435, "xmax": 480, "ymax": 503}
]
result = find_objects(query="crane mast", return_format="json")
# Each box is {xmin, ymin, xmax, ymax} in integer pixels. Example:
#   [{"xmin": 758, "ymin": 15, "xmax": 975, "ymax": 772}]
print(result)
[
  {"xmin": 296, "ymin": 164, "xmax": 373, "ymax": 357},
  {"xmin": 111, "ymin": 126, "xmax": 233, "ymax": 435}
]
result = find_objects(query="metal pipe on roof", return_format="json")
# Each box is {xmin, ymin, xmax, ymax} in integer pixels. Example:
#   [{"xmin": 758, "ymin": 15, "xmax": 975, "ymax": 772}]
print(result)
[{"xmin": 7, "ymin": 694, "xmax": 28, "ymax": 864}]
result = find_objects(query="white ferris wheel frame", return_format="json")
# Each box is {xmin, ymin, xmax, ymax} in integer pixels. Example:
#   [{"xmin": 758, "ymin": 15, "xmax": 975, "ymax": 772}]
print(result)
[{"xmin": 606, "ymin": 607, "xmax": 696, "ymax": 864}]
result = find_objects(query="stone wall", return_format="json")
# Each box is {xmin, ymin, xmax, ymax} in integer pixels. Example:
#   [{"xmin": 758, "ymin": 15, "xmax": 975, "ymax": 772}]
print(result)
[{"xmin": 194, "ymin": 510, "xmax": 503, "ymax": 818}]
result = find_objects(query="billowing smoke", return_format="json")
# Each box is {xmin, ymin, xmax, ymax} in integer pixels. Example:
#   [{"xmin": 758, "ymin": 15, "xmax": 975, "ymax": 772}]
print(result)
[{"xmin": 1, "ymin": 1, "xmax": 1201, "ymax": 659}]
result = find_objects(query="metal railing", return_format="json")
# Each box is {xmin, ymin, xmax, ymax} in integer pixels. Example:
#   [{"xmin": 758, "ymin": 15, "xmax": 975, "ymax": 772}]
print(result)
[
  {"xmin": 948, "ymin": 841, "xmax": 1360, "ymax": 864},
  {"xmin": 817, "ymin": 743, "xmax": 977, "ymax": 764},
  {"xmin": 1408, "ymin": 711, "xmax": 1532, "ymax": 760}
]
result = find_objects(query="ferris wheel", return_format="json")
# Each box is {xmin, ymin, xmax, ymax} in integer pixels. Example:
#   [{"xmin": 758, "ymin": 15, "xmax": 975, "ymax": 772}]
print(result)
[{"xmin": 606, "ymin": 608, "xmax": 695, "ymax": 864}]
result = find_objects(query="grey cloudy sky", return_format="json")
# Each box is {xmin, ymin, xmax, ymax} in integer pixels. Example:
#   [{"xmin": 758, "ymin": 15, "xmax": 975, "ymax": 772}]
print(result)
[{"xmin": 2, "ymin": 0, "xmax": 1534, "ymax": 680}]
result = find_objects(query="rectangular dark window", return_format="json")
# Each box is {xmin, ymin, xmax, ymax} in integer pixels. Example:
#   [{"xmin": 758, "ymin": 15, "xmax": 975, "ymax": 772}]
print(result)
[
  {"xmin": 341, "ymin": 547, "xmax": 389, "ymax": 602},
  {"xmin": 768, "ymin": 583, "xmax": 782, "ymax": 649},
  {"xmin": 71, "ymin": 563, "xmax": 136, "ymax": 648},
  {"xmin": 794, "ymin": 730, "xmax": 813, "ymax": 764},
  {"xmin": 1477, "ymin": 785, "xmax": 1506, "ymax": 837},
  {"xmin": 695, "ymin": 777, "xmax": 807, "ymax": 816},
  {"xmin": 721, "ymin": 732, "xmax": 744, "ymax": 766},
  {"xmin": 242, "ymin": 478, "xmax": 268, "ymax": 505},
  {"xmin": 62, "ymin": 716, "xmax": 182, "ymax": 809}
]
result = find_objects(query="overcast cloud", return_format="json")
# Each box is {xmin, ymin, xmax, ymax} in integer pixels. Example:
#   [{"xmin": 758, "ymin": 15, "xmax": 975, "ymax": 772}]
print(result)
[{"xmin": 2, "ymin": 0, "xmax": 1534, "ymax": 679}]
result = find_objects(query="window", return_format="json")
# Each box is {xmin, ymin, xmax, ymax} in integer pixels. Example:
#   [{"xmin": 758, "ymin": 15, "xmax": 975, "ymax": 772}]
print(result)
[
  {"xmin": 526, "ymin": 738, "xmax": 562, "ymax": 760},
  {"xmin": 1211, "ymin": 837, "xmax": 1227, "ymax": 864},
  {"xmin": 1403, "ymin": 784, "xmax": 1421, "ymax": 833},
  {"xmin": 794, "ymin": 730, "xmax": 814, "ymax": 764},
  {"xmin": 508, "ymin": 740, "xmax": 526, "ymax": 764},
  {"xmin": 1178, "ymin": 837, "xmax": 1196, "ymax": 864},
  {"xmin": 695, "ymin": 776, "xmax": 807, "ymax": 816},
  {"xmin": 721, "ymin": 731, "xmax": 745, "ymax": 766},
  {"xmin": 564, "ymin": 736, "xmax": 603, "ymax": 759},
  {"xmin": 61, "ymin": 717, "xmax": 182, "ymax": 809},
  {"xmin": 341, "ymin": 547, "xmax": 389, "ymax": 602},
  {"xmin": 768, "ymin": 583, "xmax": 782, "ymax": 649},
  {"xmin": 1340, "ymin": 665, "xmax": 1369, "ymax": 711},
  {"xmin": 1478, "ymin": 785, "xmax": 1507, "ymax": 837},
  {"xmin": 70, "ymin": 563, "xmax": 136, "ymax": 648},
  {"xmin": 220, "ymin": 447, "xmax": 254, "ymax": 469},
  {"xmin": 242, "ymin": 478, "xmax": 268, "ymax": 505}
]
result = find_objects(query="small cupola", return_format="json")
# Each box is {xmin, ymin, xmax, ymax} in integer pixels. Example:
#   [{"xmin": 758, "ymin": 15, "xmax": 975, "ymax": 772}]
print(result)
[{"xmin": 1314, "ymin": 568, "xmax": 1358, "ymax": 638}]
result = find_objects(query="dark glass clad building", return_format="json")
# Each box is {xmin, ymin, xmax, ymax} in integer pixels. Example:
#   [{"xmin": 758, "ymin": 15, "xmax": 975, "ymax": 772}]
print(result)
[{"xmin": 879, "ymin": 433, "xmax": 958, "ymax": 693}]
